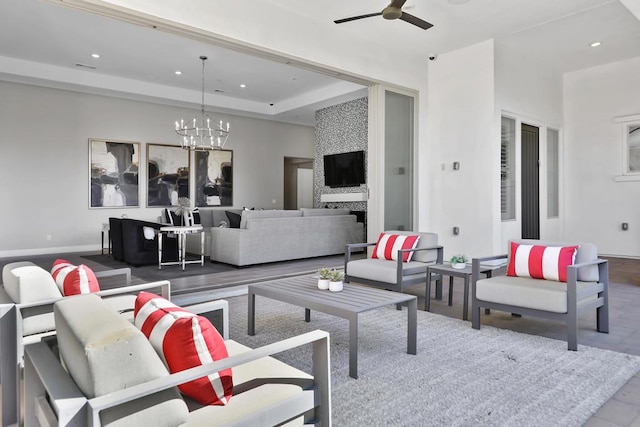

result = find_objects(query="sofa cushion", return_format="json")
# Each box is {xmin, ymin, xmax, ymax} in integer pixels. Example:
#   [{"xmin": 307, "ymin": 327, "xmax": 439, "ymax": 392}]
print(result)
[
  {"xmin": 225, "ymin": 210, "xmax": 242, "ymax": 228},
  {"xmin": 2, "ymin": 262, "xmax": 62, "ymax": 303},
  {"xmin": 372, "ymin": 233, "xmax": 420, "ymax": 262},
  {"xmin": 134, "ymin": 292, "xmax": 233, "ymax": 406},
  {"xmin": 51, "ymin": 259, "xmax": 101, "ymax": 296},
  {"xmin": 300, "ymin": 208, "xmax": 350, "ymax": 216},
  {"xmin": 507, "ymin": 242, "xmax": 578, "ymax": 282},
  {"xmin": 240, "ymin": 209, "xmax": 302, "ymax": 229},
  {"xmin": 54, "ymin": 293, "xmax": 188, "ymax": 426},
  {"xmin": 164, "ymin": 208, "xmax": 182, "ymax": 226},
  {"xmin": 476, "ymin": 275, "xmax": 600, "ymax": 313}
]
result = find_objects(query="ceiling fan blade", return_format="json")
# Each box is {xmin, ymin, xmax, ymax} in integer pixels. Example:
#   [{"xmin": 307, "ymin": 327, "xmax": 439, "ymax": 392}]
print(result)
[
  {"xmin": 334, "ymin": 12, "xmax": 382, "ymax": 24},
  {"xmin": 388, "ymin": 0, "xmax": 408, "ymax": 9},
  {"xmin": 399, "ymin": 12, "xmax": 433, "ymax": 30}
]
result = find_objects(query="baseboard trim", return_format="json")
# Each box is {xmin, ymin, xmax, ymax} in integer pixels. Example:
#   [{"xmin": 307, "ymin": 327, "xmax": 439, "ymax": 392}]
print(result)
[{"xmin": 0, "ymin": 245, "xmax": 100, "ymax": 259}]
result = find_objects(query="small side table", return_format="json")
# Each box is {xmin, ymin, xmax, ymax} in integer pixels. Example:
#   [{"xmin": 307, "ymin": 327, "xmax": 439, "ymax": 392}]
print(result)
[
  {"xmin": 158, "ymin": 225, "xmax": 204, "ymax": 271},
  {"xmin": 101, "ymin": 223, "xmax": 111, "ymax": 256},
  {"xmin": 426, "ymin": 262, "xmax": 504, "ymax": 321}
]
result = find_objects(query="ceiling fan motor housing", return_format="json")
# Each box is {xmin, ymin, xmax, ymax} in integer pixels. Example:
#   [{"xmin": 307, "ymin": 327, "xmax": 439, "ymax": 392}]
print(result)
[{"xmin": 382, "ymin": 7, "xmax": 402, "ymax": 20}]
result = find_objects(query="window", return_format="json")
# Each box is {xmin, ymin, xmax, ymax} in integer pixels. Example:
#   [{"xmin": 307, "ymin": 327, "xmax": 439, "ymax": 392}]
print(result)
[
  {"xmin": 626, "ymin": 123, "xmax": 640, "ymax": 174},
  {"xmin": 547, "ymin": 129, "xmax": 559, "ymax": 218},
  {"xmin": 501, "ymin": 117, "xmax": 516, "ymax": 221}
]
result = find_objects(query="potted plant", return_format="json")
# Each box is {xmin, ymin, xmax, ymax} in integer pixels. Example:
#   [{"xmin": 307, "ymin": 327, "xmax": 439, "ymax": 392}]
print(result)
[
  {"xmin": 328, "ymin": 269, "xmax": 344, "ymax": 292},
  {"xmin": 317, "ymin": 268, "xmax": 331, "ymax": 290},
  {"xmin": 450, "ymin": 254, "xmax": 468, "ymax": 269}
]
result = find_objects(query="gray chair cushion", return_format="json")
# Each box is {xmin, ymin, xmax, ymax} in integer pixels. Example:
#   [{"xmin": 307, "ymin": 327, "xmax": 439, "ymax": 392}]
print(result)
[
  {"xmin": 347, "ymin": 258, "xmax": 429, "ymax": 284},
  {"xmin": 2, "ymin": 262, "xmax": 62, "ymax": 303},
  {"xmin": 476, "ymin": 275, "xmax": 599, "ymax": 313},
  {"xmin": 54, "ymin": 294, "xmax": 188, "ymax": 426}
]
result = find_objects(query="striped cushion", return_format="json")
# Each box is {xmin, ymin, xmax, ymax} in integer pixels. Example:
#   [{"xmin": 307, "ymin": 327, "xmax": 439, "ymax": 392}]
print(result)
[
  {"xmin": 506, "ymin": 242, "xmax": 579, "ymax": 282},
  {"xmin": 372, "ymin": 233, "xmax": 421, "ymax": 262},
  {"xmin": 134, "ymin": 292, "xmax": 233, "ymax": 406},
  {"xmin": 51, "ymin": 259, "xmax": 100, "ymax": 296}
]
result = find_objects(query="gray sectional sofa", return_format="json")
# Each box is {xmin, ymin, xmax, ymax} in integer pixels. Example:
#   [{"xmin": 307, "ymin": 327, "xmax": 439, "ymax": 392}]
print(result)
[{"xmin": 200, "ymin": 208, "xmax": 364, "ymax": 266}]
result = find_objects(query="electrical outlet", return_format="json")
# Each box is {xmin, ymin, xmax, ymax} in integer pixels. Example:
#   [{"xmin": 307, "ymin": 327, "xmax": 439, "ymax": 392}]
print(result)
[
  {"xmin": 622, "ymin": 222, "xmax": 629, "ymax": 231},
  {"xmin": 272, "ymin": 199, "xmax": 277, "ymax": 204},
  {"xmin": 441, "ymin": 163, "xmax": 445, "ymax": 171},
  {"xmin": 46, "ymin": 234, "xmax": 52, "ymax": 241}
]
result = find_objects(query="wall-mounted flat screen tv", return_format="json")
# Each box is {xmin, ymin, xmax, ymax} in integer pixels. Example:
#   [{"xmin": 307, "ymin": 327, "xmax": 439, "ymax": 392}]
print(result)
[{"xmin": 323, "ymin": 150, "xmax": 366, "ymax": 188}]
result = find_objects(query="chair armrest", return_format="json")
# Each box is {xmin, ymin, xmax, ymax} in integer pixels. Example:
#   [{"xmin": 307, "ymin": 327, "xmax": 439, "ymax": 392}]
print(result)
[
  {"xmin": 345, "ymin": 242, "xmax": 376, "ymax": 271},
  {"xmin": 24, "ymin": 341, "xmax": 88, "ymax": 426},
  {"xmin": 396, "ymin": 245, "xmax": 444, "ymax": 283},
  {"xmin": 86, "ymin": 330, "xmax": 332, "ymax": 425},
  {"xmin": 471, "ymin": 254, "xmax": 508, "ymax": 283},
  {"xmin": 182, "ymin": 299, "xmax": 229, "ymax": 340},
  {"xmin": 346, "ymin": 242, "xmax": 376, "ymax": 250},
  {"xmin": 97, "ymin": 280, "xmax": 171, "ymax": 300},
  {"xmin": 95, "ymin": 267, "xmax": 131, "ymax": 286}
]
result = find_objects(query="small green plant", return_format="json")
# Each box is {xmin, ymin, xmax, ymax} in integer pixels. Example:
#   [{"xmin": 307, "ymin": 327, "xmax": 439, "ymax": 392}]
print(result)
[
  {"xmin": 450, "ymin": 254, "xmax": 468, "ymax": 264},
  {"xmin": 328, "ymin": 269, "xmax": 344, "ymax": 282},
  {"xmin": 318, "ymin": 268, "xmax": 332, "ymax": 280}
]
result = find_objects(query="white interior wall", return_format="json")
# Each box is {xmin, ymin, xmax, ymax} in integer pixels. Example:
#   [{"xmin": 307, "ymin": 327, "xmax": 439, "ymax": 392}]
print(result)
[
  {"xmin": 563, "ymin": 57, "xmax": 640, "ymax": 257},
  {"xmin": 426, "ymin": 40, "xmax": 496, "ymax": 259},
  {"xmin": 0, "ymin": 81, "xmax": 314, "ymax": 256},
  {"xmin": 495, "ymin": 44, "xmax": 564, "ymax": 248}
]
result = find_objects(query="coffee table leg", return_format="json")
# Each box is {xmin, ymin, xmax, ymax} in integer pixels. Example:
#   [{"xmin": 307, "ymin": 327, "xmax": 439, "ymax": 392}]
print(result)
[
  {"xmin": 248, "ymin": 292, "xmax": 256, "ymax": 335},
  {"xmin": 349, "ymin": 314, "xmax": 358, "ymax": 379},
  {"xmin": 305, "ymin": 308, "xmax": 311, "ymax": 322},
  {"xmin": 448, "ymin": 276, "xmax": 454, "ymax": 306},
  {"xmin": 407, "ymin": 298, "xmax": 417, "ymax": 355}
]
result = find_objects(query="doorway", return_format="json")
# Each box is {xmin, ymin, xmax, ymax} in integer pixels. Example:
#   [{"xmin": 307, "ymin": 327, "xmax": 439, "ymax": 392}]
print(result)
[
  {"xmin": 521, "ymin": 124, "xmax": 540, "ymax": 239},
  {"xmin": 283, "ymin": 157, "xmax": 313, "ymax": 209}
]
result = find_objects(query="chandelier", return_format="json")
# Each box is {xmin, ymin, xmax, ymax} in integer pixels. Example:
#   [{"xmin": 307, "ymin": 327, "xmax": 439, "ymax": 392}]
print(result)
[{"xmin": 175, "ymin": 56, "xmax": 230, "ymax": 151}]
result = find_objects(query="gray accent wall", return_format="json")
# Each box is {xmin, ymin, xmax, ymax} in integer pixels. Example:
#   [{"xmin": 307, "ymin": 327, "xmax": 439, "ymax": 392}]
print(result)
[
  {"xmin": 314, "ymin": 97, "xmax": 368, "ymax": 214},
  {"xmin": 0, "ymin": 81, "xmax": 314, "ymax": 256}
]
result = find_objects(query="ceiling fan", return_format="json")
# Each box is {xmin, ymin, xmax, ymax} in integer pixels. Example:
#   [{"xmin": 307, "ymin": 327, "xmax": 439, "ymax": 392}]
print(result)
[{"xmin": 334, "ymin": 0, "xmax": 433, "ymax": 30}]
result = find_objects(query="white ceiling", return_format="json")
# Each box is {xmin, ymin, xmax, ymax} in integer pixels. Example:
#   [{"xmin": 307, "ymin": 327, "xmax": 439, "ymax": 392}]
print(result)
[{"xmin": 1, "ymin": 0, "xmax": 640, "ymax": 126}]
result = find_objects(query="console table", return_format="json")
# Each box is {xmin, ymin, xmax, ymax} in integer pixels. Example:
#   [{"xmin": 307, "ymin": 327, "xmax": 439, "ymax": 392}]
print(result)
[{"xmin": 158, "ymin": 225, "xmax": 204, "ymax": 270}]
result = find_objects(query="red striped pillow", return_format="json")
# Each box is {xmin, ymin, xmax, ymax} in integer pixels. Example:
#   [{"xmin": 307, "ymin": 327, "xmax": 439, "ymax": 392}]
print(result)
[
  {"xmin": 51, "ymin": 259, "xmax": 100, "ymax": 296},
  {"xmin": 372, "ymin": 233, "xmax": 421, "ymax": 262},
  {"xmin": 506, "ymin": 242, "xmax": 579, "ymax": 282},
  {"xmin": 134, "ymin": 292, "xmax": 233, "ymax": 406}
]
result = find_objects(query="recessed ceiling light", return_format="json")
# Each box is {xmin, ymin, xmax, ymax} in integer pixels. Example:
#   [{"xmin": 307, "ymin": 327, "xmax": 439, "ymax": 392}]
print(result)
[
  {"xmin": 448, "ymin": 0, "xmax": 470, "ymax": 4},
  {"xmin": 91, "ymin": 53, "xmax": 100, "ymax": 58},
  {"xmin": 240, "ymin": 84, "xmax": 246, "ymax": 88},
  {"xmin": 175, "ymin": 70, "xmax": 182, "ymax": 75},
  {"xmin": 590, "ymin": 41, "xmax": 602, "ymax": 48}
]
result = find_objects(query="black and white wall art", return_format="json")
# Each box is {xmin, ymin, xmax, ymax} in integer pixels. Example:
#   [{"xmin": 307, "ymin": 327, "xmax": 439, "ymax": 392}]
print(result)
[
  {"xmin": 89, "ymin": 138, "xmax": 140, "ymax": 208},
  {"xmin": 194, "ymin": 149, "xmax": 233, "ymax": 207},
  {"xmin": 146, "ymin": 143, "xmax": 190, "ymax": 207}
]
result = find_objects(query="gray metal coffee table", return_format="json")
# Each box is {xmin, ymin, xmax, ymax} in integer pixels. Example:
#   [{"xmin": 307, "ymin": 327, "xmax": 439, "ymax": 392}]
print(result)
[{"xmin": 248, "ymin": 276, "xmax": 417, "ymax": 379}]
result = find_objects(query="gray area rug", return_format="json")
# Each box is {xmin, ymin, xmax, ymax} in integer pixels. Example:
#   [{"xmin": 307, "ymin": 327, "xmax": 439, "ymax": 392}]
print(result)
[{"xmin": 225, "ymin": 294, "xmax": 640, "ymax": 426}]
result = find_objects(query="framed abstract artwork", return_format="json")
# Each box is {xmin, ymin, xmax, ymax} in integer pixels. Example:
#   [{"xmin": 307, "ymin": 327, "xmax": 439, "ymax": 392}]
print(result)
[
  {"xmin": 194, "ymin": 150, "xmax": 233, "ymax": 207},
  {"xmin": 89, "ymin": 138, "xmax": 140, "ymax": 208},
  {"xmin": 146, "ymin": 143, "xmax": 190, "ymax": 207}
]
